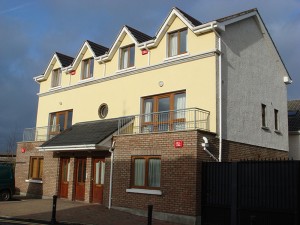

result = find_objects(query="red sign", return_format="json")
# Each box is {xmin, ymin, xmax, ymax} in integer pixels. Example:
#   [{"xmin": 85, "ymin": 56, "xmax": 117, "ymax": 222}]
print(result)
[
  {"xmin": 70, "ymin": 70, "xmax": 76, "ymax": 75},
  {"xmin": 141, "ymin": 49, "xmax": 148, "ymax": 55},
  {"xmin": 174, "ymin": 140, "xmax": 184, "ymax": 148},
  {"xmin": 21, "ymin": 148, "xmax": 26, "ymax": 153}
]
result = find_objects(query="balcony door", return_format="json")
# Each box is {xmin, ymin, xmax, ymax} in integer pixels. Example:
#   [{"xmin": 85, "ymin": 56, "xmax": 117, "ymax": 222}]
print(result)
[
  {"xmin": 49, "ymin": 110, "xmax": 73, "ymax": 138},
  {"xmin": 142, "ymin": 91, "xmax": 186, "ymax": 132}
]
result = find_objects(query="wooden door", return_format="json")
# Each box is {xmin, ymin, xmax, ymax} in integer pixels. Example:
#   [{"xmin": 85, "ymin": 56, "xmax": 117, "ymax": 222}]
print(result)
[
  {"xmin": 59, "ymin": 158, "xmax": 70, "ymax": 198},
  {"xmin": 92, "ymin": 158, "xmax": 105, "ymax": 203},
  {"xmin": 75, "ymin": 158, "xmax": 86, "ymax": 201}
]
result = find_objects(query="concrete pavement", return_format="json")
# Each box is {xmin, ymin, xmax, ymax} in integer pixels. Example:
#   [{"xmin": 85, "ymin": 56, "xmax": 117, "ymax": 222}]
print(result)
[{"xmin": 0, "ymin": 196, "xmax": 184, "ymax": 225}]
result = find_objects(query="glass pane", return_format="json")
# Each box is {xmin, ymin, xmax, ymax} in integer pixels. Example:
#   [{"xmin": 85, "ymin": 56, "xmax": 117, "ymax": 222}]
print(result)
[
  {"xmin": 50, "ymin": 114, "xmax": 57, "ymax": 132},
  {"xmin": 31, "ymin": 158, "xmax": 38, "ymax": 178},
  {"xmin": 158, "ymin": 97, "xmax": 170, "ymax": 123},
  {"xmin": 169, "ymin": 33, "xmax": 178, "ymax": 57},
  {"xmin": 180, "ymin": 30, "xmax": 187, "ymax": 54},
  {"xmin": 59, "ymin": 114, "xmax": 65, "ymax": 131},
  {"xmin": 148, "ymin": 159, "xmax": 161, "ymax": 187},
  {"xmin": 63, "ymin": 160, "xmax": 68, "ymax": 182},
  {"xmin": 78, "ymin": 160, "xmax": 82, "ymax": 183},
  {"xmin": 121, "ymin": 48, "xmax": 129, "ymax": 69},
  {"xmin": 67, "ymin": 111, "xmax": 73, "ymax": 128},
  {"xmin": 174, "ymin": 93, "xmax": 186, "ymax": 119},
  {"xmin": 95, "ymin": 161, "xmax": 100, "ymax": 184},
  {"xmin": 67, "ymin": 161, "xmax": 70, "ymax": 182},
  {"xmin": 100, "ymin": 162, "xmax": 105, "ymax": 185},
  {"xmin": 134, "ymin": 159, "xmax": 145, "ymax": 186},
  {"xmin": 144, "ymin": 99, "xmax": 153, "ymax": 122},
  {"xmin": 83, "ymin": 160, "xmax": 86, "ymax": 182},
  {"xmin": 130, "ymin": 46, "xmax": 135, "ymax": 67},
  {"xmin": 83, "ymin": 61, "xmax": 88, "ymax": 79},
  {"xmin": 90, "ymin": 59, "xmax": 94, "ymax": 77}
]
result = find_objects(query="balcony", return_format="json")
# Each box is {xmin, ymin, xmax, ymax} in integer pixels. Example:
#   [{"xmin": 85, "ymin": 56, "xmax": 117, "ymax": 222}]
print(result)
[
  {"xmin": 22, "ymin": 108, "xmax": 210, "ymax": 142},
  {"xmin": 118, "ymin": 107, "xmax": 210, "ymax": 135},
  {"xmin": 23, "ymin": 125, "xmax": 60, "ymax": 142}
]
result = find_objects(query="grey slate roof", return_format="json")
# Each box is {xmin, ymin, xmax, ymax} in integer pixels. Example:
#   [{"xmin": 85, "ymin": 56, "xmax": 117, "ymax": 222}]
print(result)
[
  {"xmin": 40, "ymin": 118, "xmax": 132, "ymax": 147},
  {"xmin": 55, "ymin": 52, "xmax": 74, "ymax": 67},
  {"xmin": 288, "ymin": 100, "xmax": 300, "ymax": 132},
  {"xmin": 87, "ymin": 40, "xmax": 109, "ymax": 57},
  {"xmin": 125, "ymin": 25, "xmax": 153, "ymax": 43},
  {"xmin": 175, "ymin": 7, "xmax": 202, "ymax": 26},
  {"xmin": 216, "ymin": 8, "xmax": 257, "ymax": 23}
]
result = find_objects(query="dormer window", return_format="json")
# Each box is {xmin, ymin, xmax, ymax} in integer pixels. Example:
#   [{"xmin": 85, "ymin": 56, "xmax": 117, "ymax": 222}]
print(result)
[
  {"xmin": 120, "ymin": 45, "xmax": 135, "ymax": 69},
  {"xmin": 51, "ymin": 69, "xmax": 61, "ymax": 88},
  {"xmin": 81, "ymin": 58, "xmax": 94, "ymax": 79},
  {"xmin": 168, "ymin": 29, "xmax": 187, "ymax": 57}
]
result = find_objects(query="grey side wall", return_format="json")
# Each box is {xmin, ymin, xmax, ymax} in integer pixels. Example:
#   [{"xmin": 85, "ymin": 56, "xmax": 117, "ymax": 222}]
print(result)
[{"xmin": 220, "ymin": 17, "xmax": 289, "ymax": 151}]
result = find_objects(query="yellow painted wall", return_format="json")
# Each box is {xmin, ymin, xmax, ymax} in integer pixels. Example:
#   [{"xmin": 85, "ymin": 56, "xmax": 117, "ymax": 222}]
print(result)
[
  {"xmin": 36, "ymin": 14, "xmax": 218, "ymax": 132},
  {"xmin": 36, "ymin": 56, "xmax": 217, "ymax": 132}
]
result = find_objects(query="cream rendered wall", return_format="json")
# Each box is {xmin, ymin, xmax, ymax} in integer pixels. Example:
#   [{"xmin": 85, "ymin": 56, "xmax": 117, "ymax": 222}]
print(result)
[{"xmin": 36, "ymin": 56, "xmax": 217, "ymax": 132}]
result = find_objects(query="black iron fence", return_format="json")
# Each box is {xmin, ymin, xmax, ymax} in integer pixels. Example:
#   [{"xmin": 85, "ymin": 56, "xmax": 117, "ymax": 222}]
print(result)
[{"xmin": 202, "ymin": 160, "xmax": 300, "ymax": 225}]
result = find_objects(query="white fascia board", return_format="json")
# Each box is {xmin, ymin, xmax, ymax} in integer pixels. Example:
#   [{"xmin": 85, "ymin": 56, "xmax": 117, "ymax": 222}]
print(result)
[
  {"xmin": 152, "ymin": 9, "xmax": 195, "ymax": 48},
  {"xmin": 193, "ymin": 21, "xmax": 224, "ymax": 34},
  {"xmin": 71, "ymin": 42, "xmax": 91, "ymax": 70},
  {"xmin": 37, "ymin": 54, "xmax": 60, "ymax": 82},
  {"xmin": 105, "ymin": 27, "xmax": 139, "ymax": 61},
  {"xmin": 219, "ymin": 11, "xmax": 257, "ymax": 27},
  {"xmin": 37, "ymin": 144, "xmax": 104, "ymax": 152}
]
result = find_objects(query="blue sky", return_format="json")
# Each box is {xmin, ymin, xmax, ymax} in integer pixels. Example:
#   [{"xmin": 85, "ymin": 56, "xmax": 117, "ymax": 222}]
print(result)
[{"xmin": 0, "ymin": 0, "xmax": 299, "ymax": 152}]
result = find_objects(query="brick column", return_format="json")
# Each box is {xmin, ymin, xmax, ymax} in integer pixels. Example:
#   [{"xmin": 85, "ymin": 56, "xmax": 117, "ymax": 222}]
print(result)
[
  {"xmin": 68, "ymin": 157, "xmax": 75, "ymax": 201},
  {"xmin": 84, "ymin": 157, "xmax": 92, "ymax": 203}
]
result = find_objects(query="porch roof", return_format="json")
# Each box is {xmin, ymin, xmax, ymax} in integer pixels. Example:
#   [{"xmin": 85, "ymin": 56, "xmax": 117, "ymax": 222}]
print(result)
[{"xmin": 38, "ymin": 118, "xmax": 131, "ymax": 151}]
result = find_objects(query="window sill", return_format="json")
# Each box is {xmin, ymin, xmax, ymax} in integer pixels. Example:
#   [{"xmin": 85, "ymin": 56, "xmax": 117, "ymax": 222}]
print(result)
[
  {"xmin": 261, "ymin": 126, "xmax": 270, "ymax": 131},
  {"xmin": 78, "ymin": 77, "xmax": 94, "ymax": 84},
  {"xmin": 116, "ymin": 67, "xmax": 136, "ymax": 74},
  {"xmin": 25, "ymin": 179, "xmax": 43, "ymax": 184},
  {"xmin": 49, "ymin": 86, "xmax": 62, "ymax": 91},
  {"xmin": 275, "ymin": 130, "xmax": 282, "ymax": 134},
  {"xmin": 164, "ymin": 53, "xmax": 190, "ymax": 62},
  {"xmin": 126, "ymin": 188, "xmax": 162, "ymax": 195}
]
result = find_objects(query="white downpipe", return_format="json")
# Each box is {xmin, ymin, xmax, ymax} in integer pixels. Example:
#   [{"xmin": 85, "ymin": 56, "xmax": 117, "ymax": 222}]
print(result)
[
  {"xmin": 212, "ymin": 26, "xmax": 222, "ymax": 162},
  {"xmin": 108, "ymin": 141, "xmax": 116, "ymax": 209}
]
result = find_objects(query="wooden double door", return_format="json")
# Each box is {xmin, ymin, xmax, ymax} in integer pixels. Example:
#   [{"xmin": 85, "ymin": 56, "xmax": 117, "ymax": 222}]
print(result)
[{"xmin": 59, "ymin": 157, "xmax": 105, "ymax": 203}]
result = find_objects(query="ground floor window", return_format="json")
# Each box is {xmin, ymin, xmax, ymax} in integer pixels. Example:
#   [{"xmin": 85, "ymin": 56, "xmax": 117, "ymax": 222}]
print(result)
[
  {"xmin": 131, "ymin": 156, "xmax": 161, "ymax": 189},
  {"xmin": 29, "ymin": 156, "xmax": 44, "ymax": 180}
]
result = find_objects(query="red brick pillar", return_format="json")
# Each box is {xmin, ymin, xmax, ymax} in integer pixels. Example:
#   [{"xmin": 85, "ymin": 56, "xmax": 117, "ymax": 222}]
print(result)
[
  {"xmin": 84, "ymin": 157, "xmax": 92, "ymax": 203},
  {"xmin": 68, "ymin": 157, "xmax": 75, "ymax": 201}
]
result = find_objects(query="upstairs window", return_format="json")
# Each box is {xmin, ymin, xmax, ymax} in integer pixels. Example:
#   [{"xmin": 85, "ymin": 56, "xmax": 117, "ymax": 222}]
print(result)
[
  {"xmin": 168, "ymin": 29, "xmax": 187, "ymax": 57},
  {"xmin": 120, "ymin": 45, "xmax": 135, "ymax": 69},
  {"xmin": 51, "ymin": 69, "xmax": 61, "ymax": 88},
  {"xmin": 261, "ymin": 104, "xmax": 267, "ymax": 127},
  {"xmin": 49, "ymin": 110, "xmax": 73, "ymax": 137},
  {"xmin": 81, "ymin": 58, "xmax": 94, "ymax": 79}
]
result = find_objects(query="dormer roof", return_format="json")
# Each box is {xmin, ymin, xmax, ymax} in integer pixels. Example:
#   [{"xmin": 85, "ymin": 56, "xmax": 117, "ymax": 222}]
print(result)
[
  {"xmin": 55, "ymin": 52, "xmax": 74, "ymax": 67},
  {"xmin": 175, "ymin": 7, "xmax": 202, "ymax": 26},
  {"xmin": 125, "ymin": 25, "xmax": 153, "ymax": 43},
  {"xmin": 86, "ymin": 40, "xmax": 109, "ymax": 57}
]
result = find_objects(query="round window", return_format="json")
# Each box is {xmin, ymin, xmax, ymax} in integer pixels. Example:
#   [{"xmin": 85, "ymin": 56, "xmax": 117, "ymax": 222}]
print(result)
[{"xmin": 98, "ymin": 103, "xmax": 108, "ymax": 119}]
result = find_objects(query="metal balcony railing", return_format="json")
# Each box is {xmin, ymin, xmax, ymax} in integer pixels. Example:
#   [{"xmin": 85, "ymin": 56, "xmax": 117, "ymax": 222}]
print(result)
[
  {"xmin": 23, "ymin": 125, "xmax": 60, "ymax": 142},
  {"xmin": 118, "ymin": 107, "xmax": 210, "ymax": 135}
]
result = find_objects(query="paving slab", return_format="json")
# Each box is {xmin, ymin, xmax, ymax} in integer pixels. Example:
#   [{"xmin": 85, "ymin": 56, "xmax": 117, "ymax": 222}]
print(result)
[{"xmin": 0, "ymin": 196, "xmax": 184, "ymax": 225}]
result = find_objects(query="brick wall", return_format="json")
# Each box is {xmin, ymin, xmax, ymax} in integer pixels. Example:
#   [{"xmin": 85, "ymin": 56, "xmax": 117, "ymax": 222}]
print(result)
[
  {"xmin": 108, "ymin": 130, "xmax": 288, "ymax": 218},
  {"xmin": 15, "ymin": 141, "xmax": 59, "ymax": 198}
]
